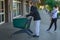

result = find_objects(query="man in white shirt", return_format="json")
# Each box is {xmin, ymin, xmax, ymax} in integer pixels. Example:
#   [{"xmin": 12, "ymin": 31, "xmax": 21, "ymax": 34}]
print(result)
[{"xmin": 47, "ymin": 5, "xmax": 59, "ymax": 31}]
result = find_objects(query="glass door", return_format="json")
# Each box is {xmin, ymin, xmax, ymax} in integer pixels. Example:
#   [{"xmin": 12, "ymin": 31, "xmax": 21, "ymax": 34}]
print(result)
[
  {"xmin": 12, "ymin": 0, "xmax": 22, "ymax": 19},
  {"xmin": 0, "ymin": 0, "xmax": 5, "ymax": 24}
]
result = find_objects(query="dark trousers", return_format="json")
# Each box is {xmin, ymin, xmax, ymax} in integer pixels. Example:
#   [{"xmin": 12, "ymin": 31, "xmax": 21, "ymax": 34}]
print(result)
[{"xmin": 48, "ymin": 18, "xmax": 57, "ymax": 31}]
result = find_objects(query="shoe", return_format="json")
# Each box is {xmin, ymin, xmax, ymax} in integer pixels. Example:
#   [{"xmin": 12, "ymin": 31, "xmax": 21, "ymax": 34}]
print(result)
[{"xmin": 32, "ymin": 35, "xmax": 39, "ymax": 37}]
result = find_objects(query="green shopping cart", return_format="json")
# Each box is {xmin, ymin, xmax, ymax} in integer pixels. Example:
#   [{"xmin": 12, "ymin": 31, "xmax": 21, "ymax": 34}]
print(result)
[{"xmin": 12, "ymin": 18, "xmax": 33, "ymax": 36}]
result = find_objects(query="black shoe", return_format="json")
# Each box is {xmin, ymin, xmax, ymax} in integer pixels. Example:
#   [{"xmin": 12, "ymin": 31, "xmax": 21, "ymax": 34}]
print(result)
[{"xmin": 33, "ymin": 35, "xmax": 39, "ymax": 37}]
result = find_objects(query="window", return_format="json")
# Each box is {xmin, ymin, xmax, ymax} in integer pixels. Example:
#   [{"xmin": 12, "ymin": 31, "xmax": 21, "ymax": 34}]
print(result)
[
  {"xmin": 2, "ymin": 14, "xmax": 4, "ymax": 21},
  {"xmin": 0, "ymin": 0, "xmax": 5, "ymax": 24},
  {"xmin": 13, "ymin": 0, "xmax": 23, "ymax": 19},
  {"xmin": 0, "ymin": 1, "xmax": 4, "ymax": 13},
  {"xmin": 26, "ymin": 1, "xmax": 29, "ymax": 13},
  {"xmin": 13, "ymin": 10, "xmax": 17, "ymax": 17}
]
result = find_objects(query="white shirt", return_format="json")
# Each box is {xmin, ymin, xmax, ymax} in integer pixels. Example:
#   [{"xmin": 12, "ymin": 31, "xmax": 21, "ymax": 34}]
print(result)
[{"xmin": 51, "ymin": 8, "xmax": 59, "ymax": 18}]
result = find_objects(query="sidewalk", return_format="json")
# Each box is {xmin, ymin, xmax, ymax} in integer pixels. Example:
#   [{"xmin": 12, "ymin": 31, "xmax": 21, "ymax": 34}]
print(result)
[{"xmin": 0, "ymin": 10, "xmax": 60, "ymax": 40}]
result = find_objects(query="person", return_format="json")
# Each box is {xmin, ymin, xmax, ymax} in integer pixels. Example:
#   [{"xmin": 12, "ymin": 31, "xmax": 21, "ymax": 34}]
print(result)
[
  {"xmin": 26, "ymin": 2, "xmax": 41, "ymax": 37},
  {"xmin": 47, "ymin": 5, "xmax": 59, "ymax": 31}
]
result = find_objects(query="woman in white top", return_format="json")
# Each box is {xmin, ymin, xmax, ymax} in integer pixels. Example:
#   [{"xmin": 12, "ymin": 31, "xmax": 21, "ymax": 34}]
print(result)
[{"xmin": 47, "ymin": 5, "xmax": 59, "ymax": 31}]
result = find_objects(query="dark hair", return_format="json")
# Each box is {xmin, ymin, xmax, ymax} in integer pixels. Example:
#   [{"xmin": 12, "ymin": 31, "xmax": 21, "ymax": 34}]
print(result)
[{"xmin": 54, "ymin": 5, "xmax": 57, "ymax": 8}]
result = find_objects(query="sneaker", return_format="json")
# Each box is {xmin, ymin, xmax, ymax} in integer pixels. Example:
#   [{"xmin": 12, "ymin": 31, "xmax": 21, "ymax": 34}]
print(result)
[{"xmin": 32, "ymin": 35, "xmax": 39, "ymax": 37}]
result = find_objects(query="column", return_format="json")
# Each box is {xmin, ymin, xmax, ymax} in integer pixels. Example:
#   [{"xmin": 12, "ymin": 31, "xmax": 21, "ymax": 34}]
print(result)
[
  {"xmin": 8, "ymin": 0, "xmax": 13, "ymax": 22},
  {"xmin": 5, "ymin": 0, "xmax": 8, "ymax": 23},
  {"xmin": 23, "ymin": 0, "xmax": 27, "ymax": 16}
]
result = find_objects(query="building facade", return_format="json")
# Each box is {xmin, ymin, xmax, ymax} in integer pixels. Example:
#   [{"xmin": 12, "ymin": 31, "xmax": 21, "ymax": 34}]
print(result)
[
  {"xmin": 0, "ymin": 0, "xmax": 31, "ymax": 25},
  {"xmin": 0, "ymin": 0, "xmax": 39, "ymax": 25}
]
